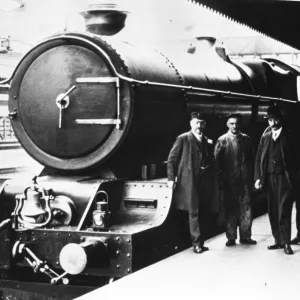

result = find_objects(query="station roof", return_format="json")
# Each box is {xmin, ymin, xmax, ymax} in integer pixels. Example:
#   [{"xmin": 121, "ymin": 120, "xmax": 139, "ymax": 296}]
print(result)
[
  {"xmin": 218, "ymin": 36, "xmax": 300, "ymax": 56},
  {"xmin": 198, "ymin": 0, "xmax": 300, "ymax": 51}
]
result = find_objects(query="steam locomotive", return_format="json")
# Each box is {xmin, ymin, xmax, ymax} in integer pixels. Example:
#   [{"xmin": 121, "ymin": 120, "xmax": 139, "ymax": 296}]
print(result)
[{"xmin": 0, "ymin": 14, "xmax": 300, "ymax": 299}]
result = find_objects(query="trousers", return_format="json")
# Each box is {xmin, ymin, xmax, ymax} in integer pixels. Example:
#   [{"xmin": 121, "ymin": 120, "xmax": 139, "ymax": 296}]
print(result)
[
  {"xmin": 189, "ymin": 213, "xmax": 207, "ymax": 247},
  {"xmin": 223, "ymin": 182, "xmax": 252, "ymax": 241},
  {"xmin": 267, "ymin": 173, "xmax": 293, "ymax": 244}
]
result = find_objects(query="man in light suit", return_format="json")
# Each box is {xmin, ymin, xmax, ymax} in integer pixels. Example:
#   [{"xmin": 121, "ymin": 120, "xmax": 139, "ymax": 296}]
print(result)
[
  {"xmin": 167, "ymin": 112, "xmax": 215, "ymax": 254},
  {"xmin": 214, "ymin": 113, "xmax": 256, "ymax": 247},
  {"xmin": 255, "ymin": 105, "xmax": 299, "ymax": 255}
]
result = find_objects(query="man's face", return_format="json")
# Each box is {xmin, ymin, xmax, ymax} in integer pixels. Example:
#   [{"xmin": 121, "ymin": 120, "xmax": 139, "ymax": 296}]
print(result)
[
  {"xmin": 190, "ymin": 118, "xmax": 206, "ymax": 135},
  {"xmin": 227, "ymin": 117, "xmax": 240, "ymax": 135},
  {"xmin": 268, "ymin": 118, "xmax": 281, "ymax": 130}
]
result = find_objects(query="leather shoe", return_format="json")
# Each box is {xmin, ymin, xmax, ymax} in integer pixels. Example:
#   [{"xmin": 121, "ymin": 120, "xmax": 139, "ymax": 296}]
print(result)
[
  {"xmin": 284, "ymin": 244, "xmax": 294, "ymax": 255},
  {"xmin": 226, "ymin": 240, "xmax": 236, "ymax": 247},
  {"xmin": 267, "ymin": 244, "xmax": 284, "ymax": 250},
  {"xmin": 193, "ymin": 245, "xmax": 209, "ymax": 254},
  {"xmin": 291, "ymin": 236, "xmax": 300, "ymax": 245},
  {"xmin": 193, "ymin": 246, "xmax": 202, "ymax": 254},
  {"xmin": 201, "ymin": 246, "xmax": 209, "ymax": 252},
  {"xmin": 240, "ymin": 238, "xmax": 257, "ymax": 245}
]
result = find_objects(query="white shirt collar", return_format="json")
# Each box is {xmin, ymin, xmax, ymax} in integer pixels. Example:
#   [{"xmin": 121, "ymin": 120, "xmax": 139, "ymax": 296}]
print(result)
[
  {"xmin": 272, "ymin": 127, "xmax": 282, "ymax": 141},
  {"xmin": 192, "ymin": 131, "xmax": 203, "ymax": 141}
]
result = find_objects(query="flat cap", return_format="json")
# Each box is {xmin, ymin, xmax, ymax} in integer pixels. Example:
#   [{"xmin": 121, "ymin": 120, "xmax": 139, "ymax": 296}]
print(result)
[{"xmin": 226, "ymin": 113, "xmax": 242, "ymax": 120}]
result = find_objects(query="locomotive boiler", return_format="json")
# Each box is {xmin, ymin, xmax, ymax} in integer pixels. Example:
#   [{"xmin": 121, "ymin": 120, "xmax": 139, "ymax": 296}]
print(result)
[{"xmin": 0, "ymin": 21, "xmax": 300, "ymax": 299}]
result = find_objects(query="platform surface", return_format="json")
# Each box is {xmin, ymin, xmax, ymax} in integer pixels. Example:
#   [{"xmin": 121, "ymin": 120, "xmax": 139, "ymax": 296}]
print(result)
[{"xmin": 77, "ymin": 207, "xmax": 300, "ymax": 300}]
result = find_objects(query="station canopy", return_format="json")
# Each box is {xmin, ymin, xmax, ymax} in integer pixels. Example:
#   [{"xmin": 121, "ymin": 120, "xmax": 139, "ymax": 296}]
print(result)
[
  {"xmin": 119, "ymin": 0, "xmax": 299, "ymax": 56},
  {"xmin": 218, "ymin": 36, "xmax": 300, "ymax": 56}
]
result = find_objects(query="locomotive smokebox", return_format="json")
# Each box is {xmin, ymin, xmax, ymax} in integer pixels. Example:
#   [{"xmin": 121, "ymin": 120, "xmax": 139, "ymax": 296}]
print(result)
[{"xmin": 80, "ymin": 2, "xmax": 128, "ymax": 36}]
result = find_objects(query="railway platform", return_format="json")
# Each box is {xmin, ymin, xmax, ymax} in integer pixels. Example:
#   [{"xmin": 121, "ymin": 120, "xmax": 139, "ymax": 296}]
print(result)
[{"xmin": 77, "ymin": 208, "xmax": 299, "ymax": 300}]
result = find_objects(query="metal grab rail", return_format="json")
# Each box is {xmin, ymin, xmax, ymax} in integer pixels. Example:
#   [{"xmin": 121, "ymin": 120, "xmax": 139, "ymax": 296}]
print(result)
[{"xmin": 0, "ymin": 34, "xmax": 298, "ymax": 105}]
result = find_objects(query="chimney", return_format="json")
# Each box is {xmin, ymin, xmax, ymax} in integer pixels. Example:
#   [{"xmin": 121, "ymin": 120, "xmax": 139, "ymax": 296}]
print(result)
[{"xmin": 79, "ymin": 2, "xmax": 128, "ymax": 36}]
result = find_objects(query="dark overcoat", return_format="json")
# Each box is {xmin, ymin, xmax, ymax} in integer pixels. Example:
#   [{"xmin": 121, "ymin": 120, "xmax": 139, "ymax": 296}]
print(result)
[
  {"xmin": 167, "ymin": 131, "xmax": 219, "ymax": 214},
  {"xmin": 254, "ymin": 128, "xmax": 299, "ymax": 188}
]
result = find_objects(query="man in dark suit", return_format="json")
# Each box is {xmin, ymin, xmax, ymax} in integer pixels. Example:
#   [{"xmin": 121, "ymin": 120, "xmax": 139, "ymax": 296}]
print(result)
[
  {"xmin": 167, "ymin": 112, "xmax": 215, "ymax": 254},
  {"xmin": 255, "ymin": 105, "xmax": 298, "ymax": 255},
  {"xmin": 214, "ymin": 113, "xmax": 256, "ymax": 247}
]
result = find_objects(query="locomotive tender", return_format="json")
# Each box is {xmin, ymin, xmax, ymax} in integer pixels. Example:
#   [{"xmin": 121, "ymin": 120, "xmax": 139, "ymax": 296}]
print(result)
[{"xmin": 0, "ymin": 13, "xmax": 300, "ymax": 300}]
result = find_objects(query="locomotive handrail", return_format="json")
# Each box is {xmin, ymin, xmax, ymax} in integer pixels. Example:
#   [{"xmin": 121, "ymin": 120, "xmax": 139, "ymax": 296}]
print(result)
[
  {"xmin": 116, "ymin": 74, "xmax": 297, "ymax": 104},
  {"xmin": 76, "ymin": 73, "xmax": 297, "ymax": 104},
  {"xmin": 53, "ymin": 35, "xmax": 297, "ymax": 105},
  {"xmin": 0, "ymin": 34, "xmax": 298, "ymax": 105}
]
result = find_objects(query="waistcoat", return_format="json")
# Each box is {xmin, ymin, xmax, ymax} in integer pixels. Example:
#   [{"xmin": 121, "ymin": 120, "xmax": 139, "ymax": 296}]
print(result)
[{"xmin": 267, "ymin": 138, "xmax": 284, "ymax": 174}]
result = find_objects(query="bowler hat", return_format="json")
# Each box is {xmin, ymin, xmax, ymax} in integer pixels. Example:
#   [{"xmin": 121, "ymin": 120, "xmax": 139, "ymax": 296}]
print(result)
[
  {"xmin": 266, "ymin": 106, "xmax": 282, "ymax": 119},
  {"xmin": 190, "ymin": 112, "xmax": 206, "ymax": 121}
]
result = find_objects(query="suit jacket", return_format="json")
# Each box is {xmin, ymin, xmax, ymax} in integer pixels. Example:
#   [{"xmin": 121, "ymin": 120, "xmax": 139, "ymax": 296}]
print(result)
[
  {"xmin": 214, "ymin": 132, "xmax": 254, "ymax": 189},
  {"xmin": 167, "ymin": 131, "xmax": 219, "ymax": 214},
  {"xmin": 254, "ymin": 128, "xmax": 299, "ymax": 188}
]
